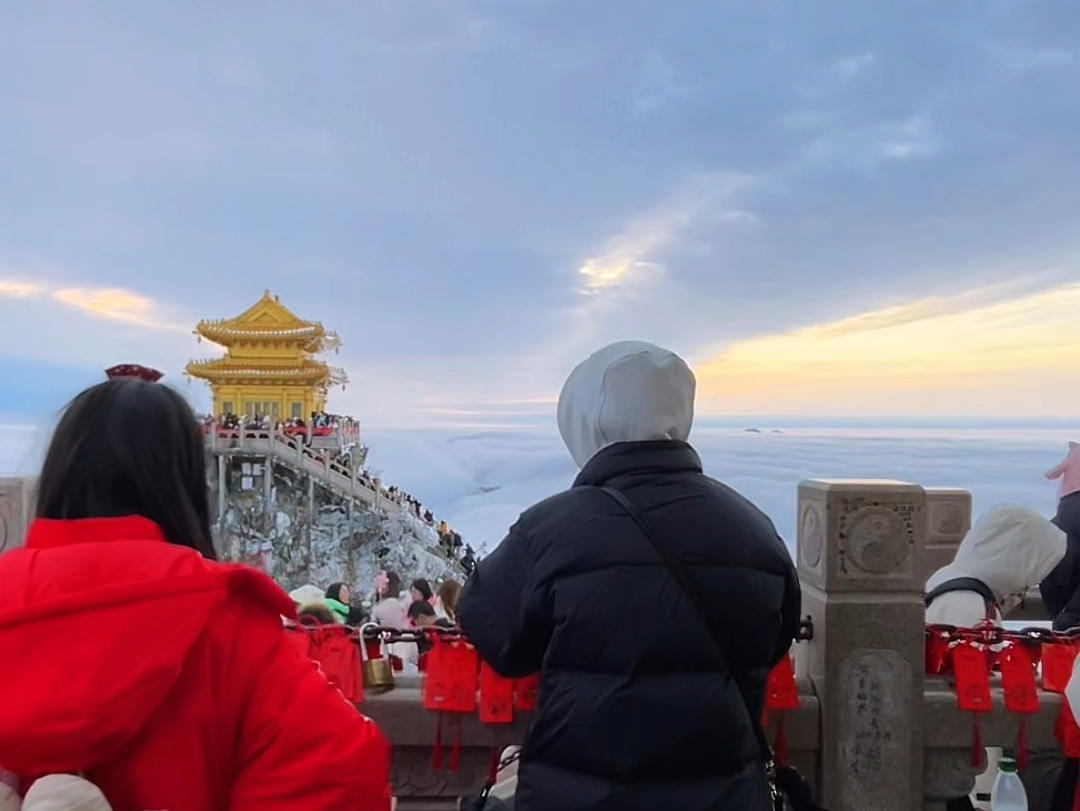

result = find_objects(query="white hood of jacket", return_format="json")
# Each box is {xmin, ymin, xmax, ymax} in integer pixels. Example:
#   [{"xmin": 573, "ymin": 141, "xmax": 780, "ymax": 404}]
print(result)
[
  {"xmin": 557, "ymin": 341, "xmax": 696, "ymax": 469},
  {"xmin": 288, "ymin": 584, "xmax": 327, "ymax": 606},
  {"xmin": 925, "ymin": 504, "xmax": 1065, "ymax": 626}
]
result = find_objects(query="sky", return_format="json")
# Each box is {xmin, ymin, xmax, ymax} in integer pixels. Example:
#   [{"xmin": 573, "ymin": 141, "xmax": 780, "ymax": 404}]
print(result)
[{"xmin": 1, "ymin": 0, "xmax": 1080, "ymax": 426}]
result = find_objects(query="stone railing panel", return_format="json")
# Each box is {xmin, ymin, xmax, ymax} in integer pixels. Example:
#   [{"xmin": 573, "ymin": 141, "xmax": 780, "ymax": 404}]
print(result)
[
  {"xmin": 366, "ymin": 679, "xmax": 821, "ymax": 809},
  {"xmin": 923, "ymin": 488, "xmax": 972, "ymax": 581},
  {"xmin": 922, "ymin": 682, "xmax": 1064, "ymax": 810},
  {"xmin": 363, "ymin": 679, "xmax": 531, "ymax": 810}
]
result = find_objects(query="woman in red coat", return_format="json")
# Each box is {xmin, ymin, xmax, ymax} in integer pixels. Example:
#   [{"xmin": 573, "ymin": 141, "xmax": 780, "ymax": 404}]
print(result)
[{"xmin": 0, "ymin": 378, "xmax": 393, "ymax": 811}]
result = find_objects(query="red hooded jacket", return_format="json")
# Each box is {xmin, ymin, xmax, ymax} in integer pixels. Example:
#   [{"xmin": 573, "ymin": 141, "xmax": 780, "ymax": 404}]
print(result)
[{"xmin": 0, "ymin": 516, "xmax": 392, "ymax": 811}]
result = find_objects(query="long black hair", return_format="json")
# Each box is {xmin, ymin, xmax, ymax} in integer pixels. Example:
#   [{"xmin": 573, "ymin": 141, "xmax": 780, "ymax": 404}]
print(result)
[
  {"xmin": 326, "ymin": 582, "xmax": 348, "ymax": 602},
  {"xmin": 411, "ymin": 577, "xmax": 433, "ymax": 602},
  {"xmin": 36, "ymin": 378, "xmax": 217, "ymax": 560}
]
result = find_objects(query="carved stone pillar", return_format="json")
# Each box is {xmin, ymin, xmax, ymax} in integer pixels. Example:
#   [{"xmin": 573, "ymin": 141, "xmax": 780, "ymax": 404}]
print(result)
[
  {"xmin": 922, "ymin": 488, "xmax": 972, "ymax": 581},
  {"xmin": 798, "ymin": 479, "xmax": 927, "ymax": 811},
  {"xmin": 0, "ymin": 477, "xmax": 32, "ymax": 553}
]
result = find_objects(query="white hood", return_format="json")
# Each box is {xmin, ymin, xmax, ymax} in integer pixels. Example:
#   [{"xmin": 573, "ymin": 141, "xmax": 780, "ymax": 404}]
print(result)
[
  {"xmin": 926, "ymin": 504, "xmax": 1065, "ymax": 602},
  {"xmin": 557, "ymin": 341, "xmax": 696, "ymax": 469},
  {"xmin": 288, "ymin": 584, "xmax": 327, "ymax": 606}
]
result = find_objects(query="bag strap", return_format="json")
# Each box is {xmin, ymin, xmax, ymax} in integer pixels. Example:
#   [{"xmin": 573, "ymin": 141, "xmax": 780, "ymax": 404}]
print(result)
[
  {"xmin": 924, "ymin": 577, "xmax": 997, "ymax": 614},
  {"xmin": 596, "ymin": 487, "xmax": 777, "ymax": 774}
]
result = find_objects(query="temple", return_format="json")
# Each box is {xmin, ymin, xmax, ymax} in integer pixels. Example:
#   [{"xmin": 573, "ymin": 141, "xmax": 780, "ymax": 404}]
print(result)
[{"xmin": 185, "ymin": 290, "xmax": 347, "ymax": 420}]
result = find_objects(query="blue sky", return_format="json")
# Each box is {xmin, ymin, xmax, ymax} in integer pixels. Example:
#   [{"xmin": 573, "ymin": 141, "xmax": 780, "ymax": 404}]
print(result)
[{"xmin": 1, "ymin": 0, "xmax": 1079, "ymax": 425}]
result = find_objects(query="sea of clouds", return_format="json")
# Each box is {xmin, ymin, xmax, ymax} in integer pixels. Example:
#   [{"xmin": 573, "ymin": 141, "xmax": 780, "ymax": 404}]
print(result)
[
  {"xmin": 2, "ymin": 419, "xmax": 1075, "ymax": 555},
  {"xmin": 363, "ymin": 418, "xmax": 1078, "ymax": 554}
]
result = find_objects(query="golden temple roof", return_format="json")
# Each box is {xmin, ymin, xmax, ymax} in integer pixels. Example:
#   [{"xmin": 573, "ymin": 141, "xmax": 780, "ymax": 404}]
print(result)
[
  {"xmin": 194, "ymin": 290, "xmax": 342, "ymax": 353},
  {"xmin": 185, "ymin": 358, "xmax": 334, "ymax": 382}
]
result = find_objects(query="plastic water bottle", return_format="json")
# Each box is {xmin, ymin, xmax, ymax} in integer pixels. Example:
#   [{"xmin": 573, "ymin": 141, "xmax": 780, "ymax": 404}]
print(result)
[{"xmin": 991, "ymin": 757, "xmax": 1027, "ymax": 810}]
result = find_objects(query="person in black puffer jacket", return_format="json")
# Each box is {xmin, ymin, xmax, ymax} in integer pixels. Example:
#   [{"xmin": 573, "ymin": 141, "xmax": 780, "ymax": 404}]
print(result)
[
  {"xmin": 1041, "ymin": 490, "xmax": 1080, "ymax": 631},
  {"xmin": 457, "ymin": 341, "xmax": 801, "ymax": 811}
]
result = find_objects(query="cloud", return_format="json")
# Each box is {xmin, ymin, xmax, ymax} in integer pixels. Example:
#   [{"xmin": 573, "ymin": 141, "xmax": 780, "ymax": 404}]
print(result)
[
  {"xmin": 575, "ymin": 172, "xmax": 757, "ymax": 294},
  {"xmin": 0, "ymin": 276, "xmax": 186, "ymax": 332},
  {"xmin": 693, "ymin": 278, "xmax": 1080, "ymax": 416},
  {"xmin": 989, "ymin": 44, "xmax": 1074, "ymax": 71},
  {"xmin": 798, "ymin": 114, "xmax": 941, "ymax": 171},
  {"xmin": 359, "ymin": 422, "xmax": 1065, "ymax": 552},
  {"xmin": 831, "ymin": 51, "xmax": 876, "ymax": 78},
  {"xmin": 631, "ymin": 52, "xmax": 696, "ymax": 116}
]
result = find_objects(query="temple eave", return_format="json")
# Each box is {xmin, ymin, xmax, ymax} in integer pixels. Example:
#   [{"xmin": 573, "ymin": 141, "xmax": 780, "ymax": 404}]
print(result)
[
  {"xmin": 195, "ymin": 323, "xmax": 325, "ymax": 344},
  {"xmin": 185, "ymin": 363, "xmax": 331, "ymax": 383}
]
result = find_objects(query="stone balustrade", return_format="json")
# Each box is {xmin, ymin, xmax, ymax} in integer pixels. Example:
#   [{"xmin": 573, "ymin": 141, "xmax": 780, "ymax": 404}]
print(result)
[{"xmin": 0, "ymin": 475, "xmax": 1069, "ymax": 809}]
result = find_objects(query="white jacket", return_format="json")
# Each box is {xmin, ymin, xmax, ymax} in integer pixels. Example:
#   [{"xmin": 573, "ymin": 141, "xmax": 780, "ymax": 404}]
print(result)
[
  {"xmin": 925, "ymin": 504, "xmax": 1065, "ymax": 627},
  {"xmin": 371, "ymin": 595, "xmax": 408, "ymax": 630}
]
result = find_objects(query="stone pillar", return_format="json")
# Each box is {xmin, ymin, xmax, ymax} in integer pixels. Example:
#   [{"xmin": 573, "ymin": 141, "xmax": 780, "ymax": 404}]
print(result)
[
  {"xmin": 0, "ymin": 478, "xmax": 32, "ymax": 553},
  {"xmin": 217, "ymin": 455, "xmax": 227, "ymax": 522},
  {"xmin": 264, "ymin": 457, "xmax": 274, "ymax": 502},
  {"xmin": 922, "ymin": 488, "xmax": 972, "ymax": 581},
  {"xmin": 797, "ymin": 479, "xmax": 927, "ymax": 811}
]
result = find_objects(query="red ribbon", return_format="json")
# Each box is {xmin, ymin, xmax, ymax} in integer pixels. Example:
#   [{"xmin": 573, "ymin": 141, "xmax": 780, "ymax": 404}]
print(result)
[
  {"xmin": 952, "ymin": 642, "xmax": 992, "ymax": 768},
  {"xmin": 1042, "ymin": 642, "xmax": 1078, "ymax": 694}
]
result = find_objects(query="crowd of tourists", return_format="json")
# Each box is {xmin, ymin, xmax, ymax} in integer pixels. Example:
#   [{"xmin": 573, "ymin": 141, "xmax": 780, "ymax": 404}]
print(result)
[
  {"xmin": 0, "ymin": 341, "xmax": 1076, "ymax": 810},
  {"xmin": 206, "ymin": 410, "xmax": 358, "ymax": 435},
  {"xmin": 380, "ymin": 486, "xmax": 473, "ymax": 573},
  {"xmin": 288, "ymin": 573, "xmax": 462, "ymax": 642}
]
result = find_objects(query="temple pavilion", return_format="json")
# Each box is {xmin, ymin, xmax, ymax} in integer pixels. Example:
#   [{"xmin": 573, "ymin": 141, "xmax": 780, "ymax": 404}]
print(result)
[{"xmin": 185, "ymin": 291, "xmax": 348, "ymax": 420}]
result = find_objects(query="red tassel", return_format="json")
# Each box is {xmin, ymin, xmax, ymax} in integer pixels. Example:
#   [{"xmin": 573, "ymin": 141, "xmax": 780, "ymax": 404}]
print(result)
[
  {"xmin": 432, "ymin": 714, "xmax": 443, "ymax": 770},
  {"xmin": 773, "ymin": 711, "xmax": 789, "ymax": 766},
  {"xmin": 451, "ymin": 716, "xmax": 462, "ymax": 773},
  {"xmin": 1018, "ymin": 718, "xmax": 1029, "ymax": 772},
  {"xmin": 972, "ymin": 718, "xmax": 983, "ymax": 769}
]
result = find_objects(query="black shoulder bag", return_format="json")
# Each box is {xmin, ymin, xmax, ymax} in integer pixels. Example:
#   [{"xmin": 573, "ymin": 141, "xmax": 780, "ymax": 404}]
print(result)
[{"xmin": 598, "ymin": 486, "xmax": 824, "ymax": 811}]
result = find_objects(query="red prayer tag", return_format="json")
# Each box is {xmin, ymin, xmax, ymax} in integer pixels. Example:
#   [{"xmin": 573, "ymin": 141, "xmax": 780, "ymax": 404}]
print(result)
[
  {"xmin": 766, "ymin": 655, "xmax": 799, "ymax": 710},
  {"xmin": 423, "ymin": 640, "xmax": 447, "ymax": 711},
  {"xmin": 1041, "ymin": 642, "xmax": 1078, "ymax": 694},
  {"xmin": 926, "ymin": 634, "xmax": 950, "ymax": 675},
  {"xmin": 1000, "ymin": 645, "xmax": 1040, "ymax": 715},
  {"xmin": 444, "ymin": 642, "xmax": 479, "ymax": 713},
  {"xmin": 514, "ymin": 673, "xmax": 541, "ymax": 712},
  {"xmin": 952, "ymin": 642, "xmax": 992, "ymax": 713},
  {"xmin": 424, "ymin": 639, "xmax": 478, "ymax": 713},
  {"xmin": 479, "ymin": 662, "xmax": 515, "ymax": 724}
]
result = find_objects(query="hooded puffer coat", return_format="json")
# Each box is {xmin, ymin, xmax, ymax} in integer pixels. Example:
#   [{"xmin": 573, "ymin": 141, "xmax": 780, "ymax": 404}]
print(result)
[
  {"xmin": 457, "ymin": 341, "xmax": 801, "ymax": 811},
  {"xmin": 925, "ymin": 504, "xmax": 1065, "ymax": 627},
  {"xmin": 1041, "ymin": 492, "xmax": 1080, "ymax": 630},
  {"xmin": 0, "ymin": 516, "xmax": 391, "ymax": 811}
]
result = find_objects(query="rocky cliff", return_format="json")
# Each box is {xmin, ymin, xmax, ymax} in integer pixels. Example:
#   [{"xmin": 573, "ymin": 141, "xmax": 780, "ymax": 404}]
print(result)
[{"xmin": 212, "ymin": 455, "xmax": 461, "ymax": 594}]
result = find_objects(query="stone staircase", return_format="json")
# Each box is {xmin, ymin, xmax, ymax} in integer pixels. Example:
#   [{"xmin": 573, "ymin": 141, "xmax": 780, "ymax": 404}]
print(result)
[{"xmin": 205, "ymin": 428, "xmax": 461, "ymax": 571}]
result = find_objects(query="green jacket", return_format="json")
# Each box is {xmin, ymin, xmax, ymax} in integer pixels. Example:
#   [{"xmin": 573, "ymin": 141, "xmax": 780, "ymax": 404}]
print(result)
[{"xmin": 324, "ymin": 598, "xmax": 350, "ymax": 624}]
